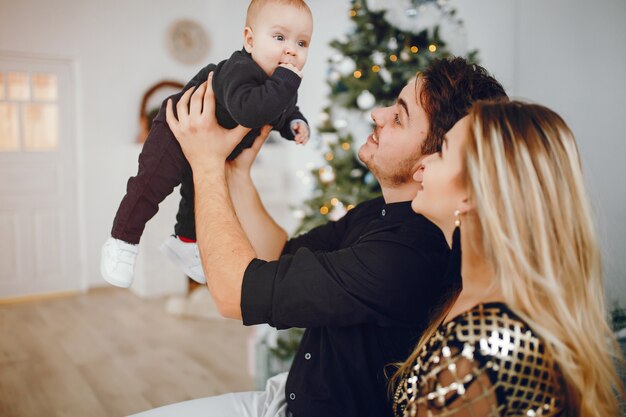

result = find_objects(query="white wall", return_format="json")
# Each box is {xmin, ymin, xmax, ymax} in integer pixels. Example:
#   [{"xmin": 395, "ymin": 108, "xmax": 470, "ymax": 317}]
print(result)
[
  {"xmin": 1, "ymin": 0, "xmax": 624, "ymax": 303},
  {"xmin": 0, "ymin": 0, "xmax": 352, "ymax": 290},
  {"xmin": 452, "ymin": 0, "xmax": 626, "ymax": 304}
]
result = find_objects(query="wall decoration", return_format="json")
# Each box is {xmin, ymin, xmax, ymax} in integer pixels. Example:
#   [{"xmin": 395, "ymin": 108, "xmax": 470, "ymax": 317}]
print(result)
[{"xmin": 166, "ymin": 19, "xmax": 210, "ymax": 65}]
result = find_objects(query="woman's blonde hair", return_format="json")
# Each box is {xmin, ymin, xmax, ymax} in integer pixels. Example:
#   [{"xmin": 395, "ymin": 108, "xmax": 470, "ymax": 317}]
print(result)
[{"xmin": 392, "ymin": 100, "xmax": 624, "ymax": 416}]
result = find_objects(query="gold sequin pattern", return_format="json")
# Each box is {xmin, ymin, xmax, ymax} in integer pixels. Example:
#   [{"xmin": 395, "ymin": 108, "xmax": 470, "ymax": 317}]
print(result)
[{"xmin": 393, "ymin": 303, "xmax": 565, "ymax": 417}]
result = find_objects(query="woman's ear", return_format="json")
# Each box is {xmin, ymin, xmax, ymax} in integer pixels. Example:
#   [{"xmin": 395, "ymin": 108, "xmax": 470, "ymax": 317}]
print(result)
[
  {"xmin": 243, "ymin": 27, "xmax": 254, "ymax": 53},
  {"xmin": 457, "ymin": 197, "xmax": 473, "ymax": 216}
]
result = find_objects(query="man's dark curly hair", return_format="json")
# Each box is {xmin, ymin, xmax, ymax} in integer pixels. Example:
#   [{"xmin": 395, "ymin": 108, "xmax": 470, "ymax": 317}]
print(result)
[{"xmin": 418, "ymin": 57, "xmax": 508, "ymax": 155}]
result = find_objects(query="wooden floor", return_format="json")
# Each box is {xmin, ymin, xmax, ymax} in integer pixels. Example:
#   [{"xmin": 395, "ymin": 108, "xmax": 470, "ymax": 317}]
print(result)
[{"xmin": 0, "ymin": 288, "xmax": 253, "ymax": 417}]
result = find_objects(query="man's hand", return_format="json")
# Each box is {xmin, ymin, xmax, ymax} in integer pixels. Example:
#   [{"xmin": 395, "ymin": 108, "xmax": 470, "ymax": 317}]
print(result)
[
  {"xmin": 225, "ymin": 125, "xmax": 272, "ymax": 181},
  {"xmin": 292, "ymin": 121, "xmax": 309, "ymax": 145},
  {"xmin": 279, "ymin": 62, "xmax": 303, "ymax": 78},
  {"xmin": 165, "ymin": 72, "xmax": 251, "ymax": 169}
]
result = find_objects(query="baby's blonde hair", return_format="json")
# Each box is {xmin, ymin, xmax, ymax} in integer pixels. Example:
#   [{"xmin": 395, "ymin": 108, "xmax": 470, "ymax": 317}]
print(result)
[{"xmin": 245, "ymin": 0, "xmax": 312, "ymax": 27}]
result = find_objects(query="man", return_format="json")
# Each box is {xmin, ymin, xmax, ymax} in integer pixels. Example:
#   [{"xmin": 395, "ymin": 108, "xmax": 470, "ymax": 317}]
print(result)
[{"xmin": 134, "ymin": 58, "xmax": 507, "ymax": 417}]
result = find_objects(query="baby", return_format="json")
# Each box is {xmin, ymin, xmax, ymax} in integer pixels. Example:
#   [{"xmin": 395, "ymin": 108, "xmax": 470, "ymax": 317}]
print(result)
[{"xmin": 101, "ymin": 0, "xmax": 313, "ymax": 287}]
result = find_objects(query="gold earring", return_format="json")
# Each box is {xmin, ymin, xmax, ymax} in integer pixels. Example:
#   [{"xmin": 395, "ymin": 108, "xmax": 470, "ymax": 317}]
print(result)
[{"xmin": 454, "ymin": 210, "xmax": 461, "ymax": 227}]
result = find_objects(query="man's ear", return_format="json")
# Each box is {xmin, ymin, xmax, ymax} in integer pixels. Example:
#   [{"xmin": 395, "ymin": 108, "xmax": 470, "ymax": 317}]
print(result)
[{"xmin": 243, "ymin": 27, "xmax": 254, "ymax": 53}]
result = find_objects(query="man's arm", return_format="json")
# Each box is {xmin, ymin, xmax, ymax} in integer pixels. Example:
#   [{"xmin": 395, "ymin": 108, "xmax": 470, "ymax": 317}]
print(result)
[
  {"xmin": 166, "ymin": 72, "xmax": 254, "ymax": 320},
  {"xmin": 226, "ymin": 135, "xmax": 288, "ymax": 261}
]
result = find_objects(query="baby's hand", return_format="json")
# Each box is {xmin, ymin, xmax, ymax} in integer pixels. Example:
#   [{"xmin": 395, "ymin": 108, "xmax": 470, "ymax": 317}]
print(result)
[
  {"xmin": 279, "ymin": 62, "xmax": 303, "ymax": 78},
  {"xmin": 292, "ymin": 122, "xmax": 309, "ymax": 145}
]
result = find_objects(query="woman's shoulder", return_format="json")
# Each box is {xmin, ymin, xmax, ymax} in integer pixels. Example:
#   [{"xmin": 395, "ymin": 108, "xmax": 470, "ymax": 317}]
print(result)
[
  {"xmin": 443, "ymin": 302, "xmax": 556, "ymax": 387},
  {"xmin": 442, "ymin": 302, "xmax": 565, "ymax": 415},
  {"xmin": 445, "ymin": 302, "xmax": 538, "ymax": 352}
]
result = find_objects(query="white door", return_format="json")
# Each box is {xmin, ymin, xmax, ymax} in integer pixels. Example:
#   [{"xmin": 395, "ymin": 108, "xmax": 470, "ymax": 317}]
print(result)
[{"xmin": 0, "ymin": 53, "xmax": 82, "ymax": 299}]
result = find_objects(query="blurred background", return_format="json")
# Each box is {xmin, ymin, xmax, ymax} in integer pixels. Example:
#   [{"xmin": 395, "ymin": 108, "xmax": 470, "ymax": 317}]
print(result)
[{"xmin": 0, "ymin": 0, "xmax": 625, "ymax": 415}]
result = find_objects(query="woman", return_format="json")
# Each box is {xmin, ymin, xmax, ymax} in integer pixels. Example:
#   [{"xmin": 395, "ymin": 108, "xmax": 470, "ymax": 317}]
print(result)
[{"xmin": 393, "ymin": 101, "xmax": 624, "ymax": 416}]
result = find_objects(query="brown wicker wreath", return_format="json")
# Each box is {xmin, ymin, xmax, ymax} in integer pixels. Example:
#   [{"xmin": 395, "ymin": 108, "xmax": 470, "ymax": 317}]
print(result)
[{"xmin": 137, "ymin": 80, "xmax": 184, "ymax": 143}]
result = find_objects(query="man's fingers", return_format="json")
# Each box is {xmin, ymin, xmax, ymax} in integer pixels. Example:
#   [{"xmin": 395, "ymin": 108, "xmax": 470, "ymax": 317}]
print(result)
[
  {"xmin": 261, "ymin": 125, "xmax": 272, "ymax": 137},
  {"xmin": 165, "ymin": 99, "xmax": 180, "ymax": 135},
  {"xmin": 251, "ymin": 125, "xmax": 271, "ymax": 151},
  {"xmin": 190, "ymin": 82, "xmax": 207, "ymax": 119},
  {"xmin": 231, "ymin": 125, "xmax": 252, "ymax": 142},
  {"xmin": 202, "ymin": 72, "xmax": 216, "ymax": 116},
  {"xmin": 177, "ymin": 86, "xmax": 195, "ymax": 124}
]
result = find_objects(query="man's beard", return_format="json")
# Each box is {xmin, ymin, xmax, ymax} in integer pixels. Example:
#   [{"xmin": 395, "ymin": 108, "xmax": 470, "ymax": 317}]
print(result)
[{"xmin": 359, "ymin": 147, "xmax": 420, "ymax": 187}]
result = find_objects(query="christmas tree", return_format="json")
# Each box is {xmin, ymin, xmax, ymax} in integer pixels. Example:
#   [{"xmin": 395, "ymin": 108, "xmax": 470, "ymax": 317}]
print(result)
[
  {"xmin": 295, "ymin": 0, "xmax": 477, "ymax": 233},
  {"xmin": 261, "ymin": 0, "xmax": 477, "ymax": 384}
]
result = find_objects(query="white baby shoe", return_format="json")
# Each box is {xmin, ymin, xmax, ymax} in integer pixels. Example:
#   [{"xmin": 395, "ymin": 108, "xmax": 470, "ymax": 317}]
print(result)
[
  {"xmin": 160, "ymin": 235, "xmax": 206, "ymax": 284},
  {"xmin": 100, "ymin": 237, "xmax": 139, "ymax": 288}
]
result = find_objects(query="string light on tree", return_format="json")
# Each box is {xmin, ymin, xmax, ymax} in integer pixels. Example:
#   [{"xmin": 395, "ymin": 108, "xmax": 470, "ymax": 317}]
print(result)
[{"xmin": 319, "ymin": 166, "xmax": 336, "ymax": 183}]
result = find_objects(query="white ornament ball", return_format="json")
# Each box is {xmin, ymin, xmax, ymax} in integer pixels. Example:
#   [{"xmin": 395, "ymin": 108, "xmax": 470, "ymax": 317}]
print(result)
[
  {"xmin": 331, "ymin": 53, "xmax": 344, "ymax": 63},
  {"xmin": 366, "ymin": 0, "xmax": 386, "ymax": 12},
  {"xmin": 329, "ymin": 203, "xmax": 348, "ymax": 221},
  {"xmin": 321, "ymin": 132, "xmax": 339, "ymax": 145},
  {"xmin": 379, "ymin": 68, "xmax": 392, "ymax": 84},
  {"xmin": 357, "ymin": 90, "xmax": 376, "ymax": 110},
  {"xmin": 350, "ymin": 169, "xmax": 363, "ymax": 178},
  {"xmin": 378, "ymin": 0, "xmax": 442, "ymax": 34},
  {"xmin": 337, "ymin": 58, "xmax": 357, "ymax": 76},
  {"xmin": 329, "ymin": 70, "xmax": 341, "ymax": 83},
  {"xmin": 371, "ymin": 51, "xmax": 386, "ymax": 66},
  {"xmin": 332, "ymin": 118, "xmax": 349, "ymax": 130}
]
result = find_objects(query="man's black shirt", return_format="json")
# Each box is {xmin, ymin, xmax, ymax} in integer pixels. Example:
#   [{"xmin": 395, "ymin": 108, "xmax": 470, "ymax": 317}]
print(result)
[{"xmin": 241, "ymin": 197, "xmax": 453, "ymax": 417}]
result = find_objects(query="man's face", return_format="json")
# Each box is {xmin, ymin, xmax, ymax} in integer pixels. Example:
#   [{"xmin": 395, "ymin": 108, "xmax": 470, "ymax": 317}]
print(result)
[
  {"xmin": 358, "ymin": 78, "xmax": 430, "ymax": 187},
  {"xmin": 244, "ymin": 3, "xmax": 313, "ymax": 77}
]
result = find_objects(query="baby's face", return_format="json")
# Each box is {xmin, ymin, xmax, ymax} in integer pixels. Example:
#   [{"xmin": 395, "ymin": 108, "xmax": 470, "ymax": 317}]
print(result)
[{"xmin": 244, "ymin": 3, "xmax": 313, "ymax": 77}]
